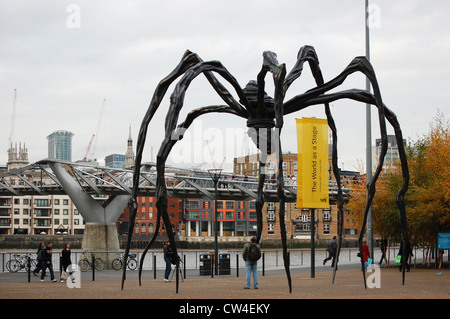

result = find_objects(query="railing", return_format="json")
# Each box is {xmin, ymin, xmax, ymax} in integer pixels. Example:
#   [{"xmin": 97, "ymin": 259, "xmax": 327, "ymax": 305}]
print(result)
[{"xmin": 0, "ymin": 247, "xmax": 426, "ymax": 274}]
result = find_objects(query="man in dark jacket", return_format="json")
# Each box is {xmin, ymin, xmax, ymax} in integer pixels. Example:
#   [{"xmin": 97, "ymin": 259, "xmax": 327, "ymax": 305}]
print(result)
[
  {"xmin": 323, "ymin": 236, "xmax": 337, "ymax": 267},
  {"xmin": 41, "ymin": 241, "xmax": 57, "ymax": 282},
  {"xmin": 242, "ymin": 236, "xmax": 261, "ymax": 289}
]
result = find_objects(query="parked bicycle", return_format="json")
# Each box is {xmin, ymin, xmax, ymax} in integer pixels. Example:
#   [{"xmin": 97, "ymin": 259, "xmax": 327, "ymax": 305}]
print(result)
[
  {"xmin": 6, "ymin": 254, "xmax": 37, "ymax": 273},
  {"xmin": 78, "ymin": 251, "xmax": 104, "ymax": 272},
  {"xmin": 112, "ymin": 252, "xmax": 138, "ymax": 271}
]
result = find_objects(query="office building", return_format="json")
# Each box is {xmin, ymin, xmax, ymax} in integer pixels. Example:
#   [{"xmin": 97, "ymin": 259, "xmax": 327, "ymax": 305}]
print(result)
[{"xmin": 46, "ymin": 130, "xmax": 74, "ymax": 161}]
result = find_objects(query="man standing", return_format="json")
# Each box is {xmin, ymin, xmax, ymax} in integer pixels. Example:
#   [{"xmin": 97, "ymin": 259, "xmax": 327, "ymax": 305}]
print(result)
[
  {"xmin": 41, "ymin": 241, "xmax": 57, "ymax": 282},
  {"xmin": 323, "ymin": 236, "xmax": 337, "ymax": 267},
  {"xmin": 242, "ymin": 236, "xmax": 261, "ymax": 289}
]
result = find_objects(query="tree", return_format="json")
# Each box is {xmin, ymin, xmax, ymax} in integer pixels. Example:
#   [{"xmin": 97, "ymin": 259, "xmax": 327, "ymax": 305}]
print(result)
[{"xmin": 346, "ymin": 110, "xmax": 450, "ymax": 266}]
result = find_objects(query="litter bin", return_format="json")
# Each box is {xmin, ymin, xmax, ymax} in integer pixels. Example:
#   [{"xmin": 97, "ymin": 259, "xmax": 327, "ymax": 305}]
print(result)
[
  {"xmin": 199, "ymin": 254, "xmax": 211, "ymax": 276},
  {"xmin": 219, "ymin": 253, "xmax": 230, "ymax": 275}
]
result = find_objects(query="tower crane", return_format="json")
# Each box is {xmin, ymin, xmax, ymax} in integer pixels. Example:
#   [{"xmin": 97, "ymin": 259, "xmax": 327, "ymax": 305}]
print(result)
[{"xmin": 83, "ymin": 134, "xmax": 95, "ymax": 161}]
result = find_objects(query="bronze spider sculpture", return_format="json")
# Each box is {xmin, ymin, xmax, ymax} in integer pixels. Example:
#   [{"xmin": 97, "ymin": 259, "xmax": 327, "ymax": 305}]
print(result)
[{"xmin": 121, "ymin": 45, "xmax": 411, "ymax": 293}]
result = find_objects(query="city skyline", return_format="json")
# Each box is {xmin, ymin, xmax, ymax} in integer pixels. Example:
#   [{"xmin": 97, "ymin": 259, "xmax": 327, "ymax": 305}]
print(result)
[{"xmin": 1, "ymin": 1, "xmax": 448, "ymax": 172}]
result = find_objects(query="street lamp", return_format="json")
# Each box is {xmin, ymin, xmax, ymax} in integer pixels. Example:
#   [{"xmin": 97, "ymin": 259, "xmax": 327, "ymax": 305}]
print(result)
[{"xmin": 208, "ymin": 168, "xmax": 222, "ymax": 276}]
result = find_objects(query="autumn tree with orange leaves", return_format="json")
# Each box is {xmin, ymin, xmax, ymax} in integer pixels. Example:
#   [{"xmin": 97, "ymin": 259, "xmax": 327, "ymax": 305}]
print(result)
[{"xmin": 347, "ymin": 111, "xmax": 450, "ymax": 259}]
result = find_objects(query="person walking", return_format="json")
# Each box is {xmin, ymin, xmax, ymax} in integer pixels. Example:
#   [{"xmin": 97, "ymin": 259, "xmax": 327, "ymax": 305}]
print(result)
[
  {"xmin": 378, "ymin": 238, "xmax": 388, "ymax": 266},
  {"xmin": 33, "ymin": 242, "xmax": 45, "ymax": 277},
  {"xmin": 242, "ymin": 236, "xmax": 261, "ymax": 289},
  {"xmin": 60, "ymin": 243, "xmax": 72, "ymax": 282},
  {"xmin": 362, "ymin": 241, "xmax": 371, "ymax": 270},
  {"xmin": 398, "ymin": 241, "xmax": 413, "ymax": 272},
  {"xmin": 163, "ymin": 241, "xmax": 173, "ymax": 282},
  {"xmin": 323, "ymin": 236, "xmax": 337, "ymax": 268},
  {"xmin": 41, "ymin": 242, "xmax": 57, "ymax": 282}
]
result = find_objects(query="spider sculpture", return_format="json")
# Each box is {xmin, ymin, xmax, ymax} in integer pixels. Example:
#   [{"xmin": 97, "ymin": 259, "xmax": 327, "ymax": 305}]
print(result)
[{"xmin": 121, "ymin": 45, "xmax": 411, "ymax": 293}]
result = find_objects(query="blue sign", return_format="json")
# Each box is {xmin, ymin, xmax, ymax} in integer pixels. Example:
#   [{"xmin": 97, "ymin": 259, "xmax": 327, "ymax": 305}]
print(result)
[{"xmin": 437, "ymin": 233, "xmax": 450, "ymax": 249}]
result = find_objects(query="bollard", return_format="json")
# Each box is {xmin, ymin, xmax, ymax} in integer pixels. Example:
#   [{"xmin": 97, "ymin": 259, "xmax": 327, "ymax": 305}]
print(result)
[
  {"xmin": 91, "ymin": 253, "xmax": 95, "ymax": 281},
  {"xmin": 153, "ymin": 255, "xmax": 156, "ymax": 279},
  {"xmin": 236, "ymin": 254, "xmax": 239, "ymax": 277},
  {"xmin": 262, "ymin": 252, "xmax": 265, "ymax": 276},
  {"xmin": 211, "ymin": 253, "xmax": 214, "ymax": 278},
  {"xmin": 27, "ymin": 256, "xmax": 31, "ymax": 283},
  {"xmin": 183, "ymin": 254, "xmax": 186, "ymax": 279}
]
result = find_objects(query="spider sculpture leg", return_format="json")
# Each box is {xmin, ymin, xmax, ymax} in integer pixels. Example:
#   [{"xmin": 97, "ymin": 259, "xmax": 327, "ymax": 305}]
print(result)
[
  {"xmin": 282, "ymin": 55, "xmax": 405, "ymax": 288},
  {"xmin": 122, "ymin": 52, "xmax": 250, "ymax": 291},
  {"xmin": 283, "ymin": 45, "xmax": 346, "ymax": 282},
  {"xmin": 284, "ymin": 56, "xmax": 410, "ymax": 286},
  {"xmin": 252, "ymin": 51, "xmax": 293, "ymax": 293}
]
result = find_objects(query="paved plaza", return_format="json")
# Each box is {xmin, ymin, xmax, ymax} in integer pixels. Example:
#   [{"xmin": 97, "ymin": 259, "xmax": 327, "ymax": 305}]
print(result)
[{"xmin": 1, "ymin": 266, "xmax": 448, "ymax": 300}]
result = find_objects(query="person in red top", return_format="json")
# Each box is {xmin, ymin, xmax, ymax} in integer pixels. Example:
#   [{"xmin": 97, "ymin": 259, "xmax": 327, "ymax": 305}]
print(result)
[{"xmin": 362, "ymin": 241, "xmax": 371, "ymax": 270}]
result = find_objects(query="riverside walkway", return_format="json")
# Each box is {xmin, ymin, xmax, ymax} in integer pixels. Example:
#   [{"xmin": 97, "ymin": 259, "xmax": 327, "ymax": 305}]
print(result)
[{"xmin": 1, "ymin": 264, "xmax": 448, "ymax": 300}]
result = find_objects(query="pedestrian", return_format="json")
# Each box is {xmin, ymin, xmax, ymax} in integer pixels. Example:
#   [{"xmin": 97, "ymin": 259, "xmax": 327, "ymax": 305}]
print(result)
[
  {"xmin": 378, "ymin": 238, "xmax": 388, "ymax": 266},
  {"xmin": 323, "ymin": 236, "xmax": 337, "ymax": 268},
  {"xmin": 163, "ymin": 241, "xmax": 173, "ymax": 282},
  {"xmin": 398, "ymin": 241, "xmax": 413, "ymax": 272},
  {"xmin": 242, "ymin": 236, "xmax": 261, "ymax": 289},
  {"xmin": 362, "ymin": 241, "xmax": 371, "ymax": 270},
  {"xmin": 41, "ymin": 241, "xmax": 57, "ymax": 282},
  {"xmin": 60, "ymin": 243, "xmax": 72, "ymax": 282},
  {"xmin": 33, "ymin": 242, "xmax": 45, "ymax": 276}
]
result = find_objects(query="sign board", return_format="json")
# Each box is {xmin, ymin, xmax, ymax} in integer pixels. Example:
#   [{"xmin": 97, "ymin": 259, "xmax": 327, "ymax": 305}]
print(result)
[
  {"xmin": 296, "ymin": 118, "xmax": 329, "ymax": 209},
  {"xmin": 437, "ymin": 233, "xmax": 450, "ymax": 249}
]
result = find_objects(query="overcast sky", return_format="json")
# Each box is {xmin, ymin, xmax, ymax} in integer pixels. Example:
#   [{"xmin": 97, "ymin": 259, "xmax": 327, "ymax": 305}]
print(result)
[{"xmin": 1, "ymin": 0, "xmax": 449, "ymax": 172}]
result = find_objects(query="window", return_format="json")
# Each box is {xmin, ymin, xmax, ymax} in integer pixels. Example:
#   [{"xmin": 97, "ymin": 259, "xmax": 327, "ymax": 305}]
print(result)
[
  {"xmin": 186, "ymin": 200, "xmax": 199, "ymax": 209},
  {"xmin": 54, "ymin": 209, "xmax": 60, "ymax": 215},
  {"xmin": 226, "ymin": 201, "xmax": 234, "ymax": 209},
  {"xmin": 35, "ymin": 199, "xmax": 50, "ymax": 207},
  {"xmin": 63, "ymin": 199, "xmax": 69, "ymax": 205},
  {"xmin": 63, "ymin": 209, "xmax": 68, "ymax": 215},
  {"xmin": 54, "ymin": 199, "xmax": 60, "ymax": 205},
  {"xmin": 323, "ymin": 209, "xmax": 331, "ymax": 222}
]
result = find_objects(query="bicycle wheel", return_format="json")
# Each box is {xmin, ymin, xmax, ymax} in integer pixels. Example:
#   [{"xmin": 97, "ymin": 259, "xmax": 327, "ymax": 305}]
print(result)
[
  {"xmin": 94, "ymin": 258, "xmax": 104, "ymax": 271},
  {"xmin": 111, "ymin": 258, "xmax": 123, "ymax": 271},
  {"xmin": 78, "ymin": 259, "xmax": 90, "ymax": 272},
  {"xmin": 6, "ymin": 260, "xmax": 19, "ymax": 273},
  {"xmin": 127, "ymin": 259, "xmax": 137, "ymax": 270},
  {"xmin": 25, "ymin": 259, "xmax": 37, "ymax": 271}
]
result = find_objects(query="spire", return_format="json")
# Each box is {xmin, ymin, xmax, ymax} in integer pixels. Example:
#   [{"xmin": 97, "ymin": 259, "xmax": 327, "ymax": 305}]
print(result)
[{"xmin": 124, "ymin": 125, "xmax": 135, "ymax": 168}]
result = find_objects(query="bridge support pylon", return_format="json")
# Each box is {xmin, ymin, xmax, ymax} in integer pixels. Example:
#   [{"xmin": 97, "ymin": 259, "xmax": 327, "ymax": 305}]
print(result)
[{"xmin": 48, "ymin": 162, "xmax": 130, "ymax": 253}]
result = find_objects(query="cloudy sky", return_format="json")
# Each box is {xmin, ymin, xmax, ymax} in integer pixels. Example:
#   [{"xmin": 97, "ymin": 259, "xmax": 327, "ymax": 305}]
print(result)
[{"xmin": 1, "ymin": 0, "xmax": 449, "ymax": 172}]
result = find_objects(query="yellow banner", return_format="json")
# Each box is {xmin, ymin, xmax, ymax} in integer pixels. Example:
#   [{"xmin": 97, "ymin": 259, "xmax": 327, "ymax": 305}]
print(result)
[{"xmin": 296, "ymin": 118, "xmax": 329, "ymax": 209}]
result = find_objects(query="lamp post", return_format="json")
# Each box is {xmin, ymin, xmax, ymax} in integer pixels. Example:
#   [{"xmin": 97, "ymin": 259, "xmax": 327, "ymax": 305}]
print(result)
[
  {"xmin": 365, "ymin": 0, "xmax": 374, "ymax": 259},
  {"xmin": 208, "ymin": 168, "xmax": 222, "ymax": 276}
]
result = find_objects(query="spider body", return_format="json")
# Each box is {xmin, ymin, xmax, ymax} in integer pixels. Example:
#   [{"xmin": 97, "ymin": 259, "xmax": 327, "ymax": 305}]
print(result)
[{"xmin": 121, "ymin": 45, "xmax": 411, "ymax": 294}]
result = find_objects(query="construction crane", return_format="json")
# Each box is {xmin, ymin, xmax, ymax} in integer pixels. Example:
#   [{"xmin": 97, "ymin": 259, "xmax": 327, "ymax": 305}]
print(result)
[
  {"xmin": 91, "ymin": 99, "xmax": 106, "ymax": 161},
  {"xmin": 9, "ymin": 89, "xmax": 17, "ymax": 145},
  {"xmin": 83, "ymin": 134, "xmax": 95, "ymax": 161}
]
